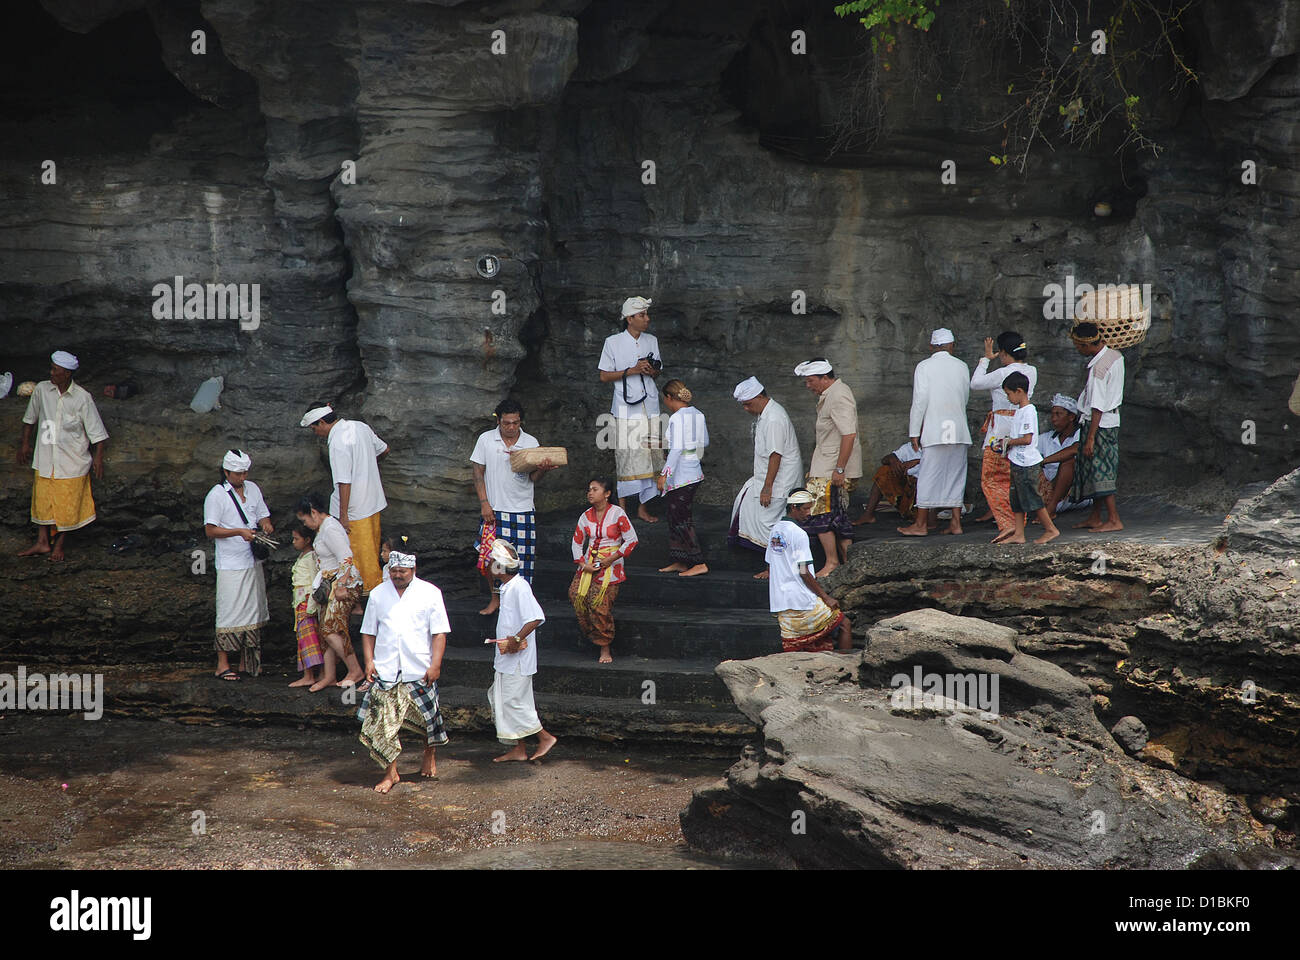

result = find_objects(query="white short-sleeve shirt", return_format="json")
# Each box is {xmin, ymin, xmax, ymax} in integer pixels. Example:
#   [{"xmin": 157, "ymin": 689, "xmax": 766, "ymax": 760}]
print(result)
[
  {"xmin": 891, "ymin": 442, "xmax": 924, "ymax": 478},
  {"xmin": 493, "ymin": 574, "xmax": 546, "ymax": 676},
  {"xmin": 327, "ymin": 419, "xmax": 388, "ymax": 520},
  {"xmin": 1008, "ymin": 405, "xmax": 1044, "ymax": 467},
  {"xmin": 1038, "ymin": 428, "xmax": 1081, "ymax": 482},
  {"xmin": 765, "ymin": 518, "xmax": 819, "ymax": 613},
  {"xmin": 470, "ymin": 428, "xmax": 540, "ymax": 513},
  {"xmin": 598, "ymin": 330, "xmax": 663, "ymax": 418},
  {"xmin": 22, "ymin": 381, "xmax": 109, "ymax": 479},
  {"xmin": 203, "ymin": 480, "xmax": 270, "ymax": 570},
  {"xmin": 360, "ymin": 577, "xmax": 451, "ymax": 683}
]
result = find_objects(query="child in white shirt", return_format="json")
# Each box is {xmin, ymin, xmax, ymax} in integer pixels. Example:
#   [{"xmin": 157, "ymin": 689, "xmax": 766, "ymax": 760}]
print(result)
[{"xmin": 993, "ymin": 372, "xmax": 1059, "ymax": 546}]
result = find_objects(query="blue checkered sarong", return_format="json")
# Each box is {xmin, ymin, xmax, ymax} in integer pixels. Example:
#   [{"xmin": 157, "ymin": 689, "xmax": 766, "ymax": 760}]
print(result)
[{"xmin": 476, "ymin": 510, "xmax": 536, "ymax": 582}]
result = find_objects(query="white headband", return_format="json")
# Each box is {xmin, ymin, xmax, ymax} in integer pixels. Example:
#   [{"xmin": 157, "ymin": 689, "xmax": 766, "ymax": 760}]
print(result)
[
  {"xmin": 1051, "ymin": 393, "xmax": 1079, "ymax": 414},
  {"xmin": 51, "ymin": 350, "xmax": 79, "ymax": 371},
  {"xmin": 490, "ymin": 539, "xmax": 521, "ymax": 570},
  {"xmin": 299, "ymin": 405, "xmax": 333, "ymax": 427},
  {"xmin": 621, "ymin": 296, "xmax": 652, "ymax": 317},
  {"xmin": 223, "ymin": 450, "xmax": 251, "ymax": 472},
  {"xmin": 787, "ymin": 490, "xmax": 816, "ymax": 505},
  {"xmin": 388, "ymin": 551, "xmax": 416, "ymax": 568},
  {"xmin": 733, "ymin": 376, "xmax": 764, "ymax": 402},
  {"xmin": 930, "ymin": 328, "xmax": 955, "ymax": 345},
  {"xmin": 793, "ymin": 360, "xmax": 832, "ymax": 377}
]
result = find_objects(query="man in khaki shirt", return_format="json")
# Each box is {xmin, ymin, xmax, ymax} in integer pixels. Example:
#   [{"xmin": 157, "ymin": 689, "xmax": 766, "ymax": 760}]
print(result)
[{"xmin": 793, "ymin": 359, "xmax": 862, "ymax": 576}]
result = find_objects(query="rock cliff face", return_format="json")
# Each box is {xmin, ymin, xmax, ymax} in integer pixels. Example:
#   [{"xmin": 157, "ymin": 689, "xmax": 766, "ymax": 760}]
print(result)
[{"xmin": 1, "ymin": 0, "xmax": 1297, "ymax": 555}]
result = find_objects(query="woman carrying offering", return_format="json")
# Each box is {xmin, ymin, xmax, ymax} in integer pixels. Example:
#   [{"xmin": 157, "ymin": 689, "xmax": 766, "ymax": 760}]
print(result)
[
  {"xmin": 970, "ymin": 331, "xmax": 1038, "ymax": 540},
  {"xmin": 568, "ymin": 477, "xmax": 639, "ymax": 664}
]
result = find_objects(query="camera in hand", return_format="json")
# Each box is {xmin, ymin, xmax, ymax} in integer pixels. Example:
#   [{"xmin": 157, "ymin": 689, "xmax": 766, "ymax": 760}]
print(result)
[{"xmin": 645, "ymin": 354, "xmax": 662, "ymax": 371}]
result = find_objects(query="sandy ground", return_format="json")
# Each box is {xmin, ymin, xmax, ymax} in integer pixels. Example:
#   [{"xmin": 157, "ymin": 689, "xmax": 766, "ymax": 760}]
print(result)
[{"xmin": 0, "ymin": 714, "xmax": 730, "ymax": 869}]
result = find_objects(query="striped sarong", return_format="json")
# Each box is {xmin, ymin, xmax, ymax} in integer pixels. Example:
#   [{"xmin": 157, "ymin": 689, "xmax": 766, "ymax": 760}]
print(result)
[
  {"xmin": 357, "ymin": 677, "xmax": 449, "ymax": 767},
  {"xmin": 1072, "ymin": 426, "xmax": 1119, "ymax": 500},
  {"xmin": 295, "ymin": 600, "xmax": 324, "ymax": 671},
  {"xmin": 477, "ymin": 510, "xmax": 535, "ymax": 582},
  {"xmin": 776, "ymin": 598, "xmax": 844, "ymax": 653}
]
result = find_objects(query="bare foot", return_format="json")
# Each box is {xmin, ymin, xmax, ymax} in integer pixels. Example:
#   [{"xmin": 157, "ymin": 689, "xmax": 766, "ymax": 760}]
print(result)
[
  {"xmin": 1073, "ymin": 514, "xmax": 1102, "ymax": 529},
  {"xmin": 336, "ymin": 672, "xmax": 365, "ymax": 688},
  {"xmin": 18, "ymin": 543, "xmax": 51, "ymax": 557},
  {"xmin": 420, "ymin": 759, "xmax": 437, "ymax": 778},
  {"xmin": 478, "ymin": 600, "xmax": 500, "ymax": 616},
  {"xmin": 814, "ymin": 562, "xmax": 839, "ymax": 577},
  {"xmin": 288, "ymin": 676, "xmax": 314, "ymax": 688},
  {"xmin": 991, "ymin": 531, "xmax": 1012, "ymax": 543},
  {"xmin": 1092, "ymin": 521, "xmax": 1124, "ymax": 532},
  {"xmin": 598, "ymin": 650, "xmax": 613, "ymax": 663},
  {"xmin": 374, "ymin": 770, "xmax": 400, "ymax": 793},
  {"xmin": 752, "ymin": 571, "xmax": 769, "ymax": 580},
  {"xmin": 530, "ymin": 731, "xmax": 557, "ymax": 761},
  {"xmin": 854, "ymin": 514, "xmax": 877, "ymax": 525},
  {"xmin": 936, "ymin": 526, "xmax": 963, "ymax": 535},
  {"xmin": 49, "ymin": 546, "xmax": 66, "ymax": 562},
  {"xmin": 1000, "ymin": 535, "xmax": 1027, "ymax": 544},
  {"xmin": 659, "ymin": 562, "xmax": 688, "ymax": 572},
  {"xmin": 308, "ymin": 677, "xmax": 335, "ymax": 692},
  {"xmin": 637, "ymin": 507, "xmax": 659, "ymax": 524},
  {"xmin": 973, "ymin": 512, "xmax": 995, "ymax": 523},
  {"xmin": 679, "ymin": 564, "xmax": 708, "ymax": 577},
  {"xmin": 494, "ymin": 745, "xmax": 529, "ymax": 762},
  {"xmin": 897, "ymin": 525, "xmax": 928, "ymax": 537},
  {"xmin": 1034, "ymin": 529, "xmax": 1060, "ymax": 544}
]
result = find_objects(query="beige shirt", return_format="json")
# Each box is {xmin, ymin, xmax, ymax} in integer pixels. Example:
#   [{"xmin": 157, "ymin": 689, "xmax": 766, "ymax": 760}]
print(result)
[
  {"xmin": 809, "ymin": 379, "xmax": 863, "ymax": 478},
  {"xmin": 22, "ymin": 380, "xmax": 109, "ymax": 479}
]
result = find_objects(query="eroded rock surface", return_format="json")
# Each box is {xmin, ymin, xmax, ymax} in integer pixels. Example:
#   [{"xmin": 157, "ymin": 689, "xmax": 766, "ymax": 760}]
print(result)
[{"xmin": 680, "ymin": 609, "xmax": 1277, "ymax": 868}]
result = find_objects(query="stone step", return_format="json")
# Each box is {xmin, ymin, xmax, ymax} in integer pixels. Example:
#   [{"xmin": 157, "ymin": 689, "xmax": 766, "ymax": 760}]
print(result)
[
  {"xmin": 443, "ymin": 598, "xmax": 784, "ymax": 660},
  {"xmin": 70, "ymin": 663, "xmax": 753, "ymax": 753},
  {"xmin": 517, "ymin": 559, "xmax": 771, "ymax": 608}
]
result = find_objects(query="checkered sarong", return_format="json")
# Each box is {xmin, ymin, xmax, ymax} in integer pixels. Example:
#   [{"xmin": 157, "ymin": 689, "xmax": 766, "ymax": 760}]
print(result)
[
  {"xmin": 357, "ymin": 676, "xmax": 449, "ymax": 767},
  {"xmin": 476, "ymin": 510, "xmax": 535, "ymax": 582}
]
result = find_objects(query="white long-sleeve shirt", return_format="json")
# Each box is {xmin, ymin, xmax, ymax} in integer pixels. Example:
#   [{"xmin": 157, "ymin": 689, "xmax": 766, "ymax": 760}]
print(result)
[
  {"xmin": 1077, "ymin": 347, "xmax": 1125, "ymax": 428},
  {"xmin": 970, "ymin": 360, "xmax": 1037, "ymax": 440},
  {"xmin": 908, "ymin": 352, "xmax": 972, "ymax": 446},
  {"xmin": 661, "ymin": 405, "xmax": 708, "ymax": 490}
]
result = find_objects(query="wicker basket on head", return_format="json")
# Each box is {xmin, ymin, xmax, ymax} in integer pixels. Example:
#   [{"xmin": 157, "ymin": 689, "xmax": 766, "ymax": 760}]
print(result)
[{"xmin": 1074, "ymin": 284, "xmax": 1151, "ymax": 349}]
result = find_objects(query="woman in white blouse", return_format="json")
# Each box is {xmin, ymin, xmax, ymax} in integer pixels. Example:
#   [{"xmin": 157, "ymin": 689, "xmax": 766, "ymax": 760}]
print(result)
[
  {"xmin": 296, "ymin": 492, "xmax": 365, "ymax": 691},
  {"xmin": 970, "ymin": 332, "xmax": 1038, "ymax": 538},
  {"xmin": 655, "ymin": 379, "xmax": 709, "ymax": 577}
]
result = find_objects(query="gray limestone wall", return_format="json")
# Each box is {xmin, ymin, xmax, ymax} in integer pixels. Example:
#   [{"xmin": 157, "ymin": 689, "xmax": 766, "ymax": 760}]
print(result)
[{"xmin": 1, "ymin": 0, "xmax": 1296, "ymax": 562}]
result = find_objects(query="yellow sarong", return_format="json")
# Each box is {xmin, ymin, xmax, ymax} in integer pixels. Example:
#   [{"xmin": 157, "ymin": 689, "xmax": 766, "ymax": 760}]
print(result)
[
  {"xmin": 348, "ymin": 512, "xmax": 383, "ymax": 592},
  {"xmin": 576, "ymin": 544, "xmax": 620, "ymax": 604},
  {"xmin": 31, "ymin": 472, "xmax": 96, "ymax": 532}
]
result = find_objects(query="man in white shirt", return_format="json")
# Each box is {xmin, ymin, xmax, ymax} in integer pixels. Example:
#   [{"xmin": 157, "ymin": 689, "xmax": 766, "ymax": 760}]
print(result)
[
  {"xmin": 470, "ymin": 398, "xmax": 557, "ymax": 615},
  {"xmin": 597, "ymin": 295, "xmax": 664, "ymax": 522},
  {"xmin": 300, "ymin": 402, "xmax": 391, "ymax": 593},
  {"xmin": 899, "ymin": 329, "xmax": 972, "ymax": 537},
  {"xmin": 204, "ymin": 449, "xmax": 274, "ymax": 679},
  {"xmin": 1036, "ymin": 394, "xmax": 1092, "ymax": 517},
  {"xmin": 487, "ymin": 540, "xmax": 557, "ymax": 762},
  {"xmin": 765, "ymin": 490, "xmax": 852, "ymax": 653},
  {"xmin": 17, "ymin": 350, "xmax": 109, "ymax": 562},
  {"xmin": 729, "ymin": 376, "xmax": 804, "ymax": 579},
  {"xmin": 1069, "ymin": 322, "xmax": 1125, "ymax": 532},
  {"xmin": 356, "ymin": 548, "xmax": 450, "ymax": 794}
]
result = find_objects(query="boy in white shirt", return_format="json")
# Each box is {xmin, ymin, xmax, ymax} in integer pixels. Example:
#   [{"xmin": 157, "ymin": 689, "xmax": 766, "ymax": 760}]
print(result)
[
  {"xmin": 993, "ymin": 372, "xmax": 1059, "ymax": 546},
  {"xmin": 766, "ymin": 490, "xmax": 852, "ymax": 653},
  {"xmin": 488, "ymin": 540, "xmax": 558, "ymax": 762}
]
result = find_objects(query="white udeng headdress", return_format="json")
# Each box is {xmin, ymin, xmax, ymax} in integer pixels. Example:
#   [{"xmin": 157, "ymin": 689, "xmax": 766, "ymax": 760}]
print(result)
[
  {"xmin": 793, "ymin": 360, "xmax": 832, "ymax": 377},
  {"xmin": 222, "ymin": 450, "xmax": 252, "ymax": 472},
  {"xmin": 299, "ymin": 404, "xmax": 333, "ymax": 427},
  {"xmin": 733, "ymin": 377, "xmax": 764, "ymax": 402}
]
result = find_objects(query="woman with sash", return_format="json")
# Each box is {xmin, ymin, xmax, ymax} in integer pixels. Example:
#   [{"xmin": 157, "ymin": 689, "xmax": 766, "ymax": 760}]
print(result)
[
  {"xmin": 296, "ymin": 492, "xmax": 366, "ymax": 691},
  {"xmin": 568, "ymin": 477, "xmax": 639, "ymax": 663},
  {"xmin": 969, "ymin": 332, "xmax": 1037, "ymax": 539}
]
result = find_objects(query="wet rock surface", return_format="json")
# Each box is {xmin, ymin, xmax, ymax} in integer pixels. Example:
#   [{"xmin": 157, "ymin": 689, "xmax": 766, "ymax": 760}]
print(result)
[
  {"xmin": 680, "ymin": 610, "xmax": 1283, "ymax": 869},
  {"xmin": 0, "ymin": 714, "xmax": 724, "ymax": 869}
]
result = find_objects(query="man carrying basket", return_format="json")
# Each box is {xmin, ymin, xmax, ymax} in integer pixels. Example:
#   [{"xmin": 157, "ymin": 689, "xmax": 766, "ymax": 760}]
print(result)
[{"xmin": 470, "ymin": 398, "xmax": 559, "ymax": 615}]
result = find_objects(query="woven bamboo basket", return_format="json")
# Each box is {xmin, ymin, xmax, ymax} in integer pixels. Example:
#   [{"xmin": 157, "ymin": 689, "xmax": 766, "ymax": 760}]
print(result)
[
  {"xmin": 1074, "ymin": 284, "xmax": 1151, "ymax": 349},
  {"xmin": 509, "ymin": 446, "xmax": 568, "ymax": 473}
]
